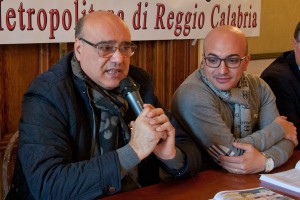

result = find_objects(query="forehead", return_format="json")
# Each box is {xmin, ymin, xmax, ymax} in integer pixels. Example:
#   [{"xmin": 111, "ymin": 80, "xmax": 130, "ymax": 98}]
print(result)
[
  {"xmin": 83, "ymin": 14, "xmax": 131, "ymax": 42},
  {"xmin": 204, "ymin": 29, "xmax": 246, "ymax": 57}
]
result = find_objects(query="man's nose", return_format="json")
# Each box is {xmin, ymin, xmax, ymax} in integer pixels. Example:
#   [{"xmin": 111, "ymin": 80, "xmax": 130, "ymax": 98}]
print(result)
[
  {"xmin": 110, "ymin": 48, "xmax": 124, "ymax": 63},
  {"xmin": 218, "ymin": 60, "xmax": 229, "ymax": 74}
]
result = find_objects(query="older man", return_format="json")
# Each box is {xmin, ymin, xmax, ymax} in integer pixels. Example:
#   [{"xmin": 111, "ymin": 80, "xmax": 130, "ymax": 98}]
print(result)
[
  {"xmin": 7, "ymin": 11, "xmax": 201, "ymax": 199},
  {"xmin": 172, "ymin": 25, "xmax": 297, "ymax": 175}
]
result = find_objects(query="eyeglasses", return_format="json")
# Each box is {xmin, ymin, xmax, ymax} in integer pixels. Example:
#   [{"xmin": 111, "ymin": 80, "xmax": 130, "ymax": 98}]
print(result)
[
  {"xmin": 204, "ymin": 55, "xmax": 246, "ymax": 69},
  {"xmin": 79, "ymin": 38, "xmax": 137, "ymax": 58}
]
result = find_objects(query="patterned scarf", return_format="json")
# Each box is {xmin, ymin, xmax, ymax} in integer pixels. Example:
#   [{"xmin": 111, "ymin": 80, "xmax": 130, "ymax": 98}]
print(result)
[
  {"xmin": 71, "ymin": 56, "xmax": 130, "ymax": 156},
  {"xmin": 200, "ymin": 67, "xmax": 252, "ymax": 138}
]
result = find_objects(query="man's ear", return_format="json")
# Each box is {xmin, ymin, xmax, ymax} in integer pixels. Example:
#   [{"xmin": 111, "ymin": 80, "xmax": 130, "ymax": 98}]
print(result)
[
  {"xmin": 74, "ymin": 39, "xmax": 82, "ymax": 60},
  {"xmin": 243, "ymin": 54, "xmax": 251, "ymax": 71},
  {"xmin": 293, "ymin": 38, "xmax": 298, "ymax": 49}
]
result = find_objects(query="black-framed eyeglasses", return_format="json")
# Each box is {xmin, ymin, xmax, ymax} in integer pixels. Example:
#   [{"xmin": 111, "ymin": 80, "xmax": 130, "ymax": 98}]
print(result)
[
  {"xmin": 204, "ymin": 54, "xmax": 247, "ymax": 69},
  {"xmin": 79, "ymin": 38, "xmax": 137, "ymax": 58}
]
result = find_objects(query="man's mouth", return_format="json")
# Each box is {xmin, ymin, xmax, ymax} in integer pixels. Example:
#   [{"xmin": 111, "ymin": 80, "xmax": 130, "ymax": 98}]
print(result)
[
  {"xmin": 216, "ymin": 77, "xmax": 230, "ymax": 82},
  {"xmin": 106, "ymin": 69, "xmax": 121, "ymax": 74}
]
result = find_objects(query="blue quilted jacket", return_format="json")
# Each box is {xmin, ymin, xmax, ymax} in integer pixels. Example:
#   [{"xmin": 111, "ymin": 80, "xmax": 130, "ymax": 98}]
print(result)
[{"xmin": 7, "ymin": 52, "xmax": 201, "ymax": 200}]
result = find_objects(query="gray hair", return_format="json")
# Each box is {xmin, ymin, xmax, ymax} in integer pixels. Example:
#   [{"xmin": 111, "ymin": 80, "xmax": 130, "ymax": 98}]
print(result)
[{"xmin": 74, "ymin": 16, "xmax": 86, "ymax": 38}]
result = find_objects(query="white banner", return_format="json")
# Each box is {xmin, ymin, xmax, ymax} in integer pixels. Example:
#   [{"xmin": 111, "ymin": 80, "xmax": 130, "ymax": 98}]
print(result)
[{"xmin": 0, "ymin": 0, "xmax": 261, "ymax": 44}]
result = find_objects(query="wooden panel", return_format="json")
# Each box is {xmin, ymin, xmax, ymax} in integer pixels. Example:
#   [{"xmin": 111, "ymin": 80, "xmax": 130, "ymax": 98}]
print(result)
[
  {"xmin": 0, "ymin": 43, "xmax": 59, "ymax": 138},
  {"xmin": 0, "ymin": 46, "xmax": 4, "ymax": 138},
  {"xmin": 130, "ymin": 40, "xmax": 199, "ymax": 109},
  {"xmin": 0, "ymin": 44, "xmax": 38, "ymax": 138}
]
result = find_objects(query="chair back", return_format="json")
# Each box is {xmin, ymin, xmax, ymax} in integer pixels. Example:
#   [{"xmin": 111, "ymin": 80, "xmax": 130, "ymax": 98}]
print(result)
[{"xmin": 2, "ymin": 131, "xmax": 19, "ymax": 198}]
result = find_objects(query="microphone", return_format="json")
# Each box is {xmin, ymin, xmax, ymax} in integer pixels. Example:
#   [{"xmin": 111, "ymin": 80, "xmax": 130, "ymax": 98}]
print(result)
[{"xmin": 120, "ymin": 77, "xmax": 144, "ymax": 116}]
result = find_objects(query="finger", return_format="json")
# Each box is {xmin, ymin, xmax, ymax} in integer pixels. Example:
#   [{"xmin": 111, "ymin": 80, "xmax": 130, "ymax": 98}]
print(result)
[
  {"xmin": 143, "ymin": 104, "xmax": 154, "ymax": 109},
  {"xmin": 221, "ymin": 162, "xmax": 243, "ymax": 174},
  {"xmin": 222, "ymin": 165, "xmax": 240, "ymax": 174},
  {"xmin": 158, "ymin": 131, "xmax": 168, "ymax": 141},
  {"xmin": 219, "ymin": 155, "xmax": 243, "ymax": 168},
  {"xmin": 280, "ymin": 116, "xmax": 287, "ymax": 119},
  {"xmin": 155, "ymin": 121, "xmax": 174, "ymax": 133},
  {"xmin": 293, "ymin": 139, "xmax": 298, "ymax": 147},
  {"xmin": 231, "ymin": 168, "xmax": 244, "ymax": 174},
  {"xmin": 220, "ymin": 161, "xmax": 239, "ymax": 173},
  {"xmin": 232, "ymin": 142, "xmax": 251, "ymax": 151},
  {"xmin": 138, "ymin": 106, "xmax": 152, "ymax": 117},
  {"xmin": 146, "ymin": 107, "xmax": 164, "ymax": 119},
  {"xmin": 219, "ymin": 154, "xmax": 239, "ymax": 163},
  {"xmin": 148, "ymin": 112, "xmax": 168, "ymax": 125},
  {"xmin": 130, "ymin": 121, "xmax": 135, "ymax": 128}
]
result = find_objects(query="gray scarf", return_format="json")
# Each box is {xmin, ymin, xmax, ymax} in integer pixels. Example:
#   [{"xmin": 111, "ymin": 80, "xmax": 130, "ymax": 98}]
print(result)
[
  {"xmin": 200, "ymin": 67, "xmax": 252, "ymax": 138},
  {"xmin": 71, "ymin": 56, "xmax": 130, "ymax": 156}
]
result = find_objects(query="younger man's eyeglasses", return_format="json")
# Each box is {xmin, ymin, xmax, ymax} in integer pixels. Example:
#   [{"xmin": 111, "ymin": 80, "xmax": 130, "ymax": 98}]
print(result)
[{"xmin": 204, "ymin": 55, "xmax": 246, "ymax": 69}]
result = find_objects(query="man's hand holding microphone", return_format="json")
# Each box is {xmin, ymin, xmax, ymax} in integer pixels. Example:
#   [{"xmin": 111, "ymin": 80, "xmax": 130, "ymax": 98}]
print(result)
[{"xmin": 120, "ymin": 77, "xmax": 176, "ymax": 161}]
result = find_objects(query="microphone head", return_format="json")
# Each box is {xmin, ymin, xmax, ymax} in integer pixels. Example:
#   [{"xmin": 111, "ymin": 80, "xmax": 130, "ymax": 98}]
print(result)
[
  {"xmin": 120, "ymin": 77, "xmax": 144, "ymax": 116},
  {"xmin": 120, "ymin": 77, "xmax": 140, "ymax": 97}
]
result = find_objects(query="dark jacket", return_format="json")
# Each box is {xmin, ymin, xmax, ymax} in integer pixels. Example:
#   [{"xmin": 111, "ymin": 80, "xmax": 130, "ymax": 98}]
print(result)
[
  {"xmin": 7, "ymin": 52, "xmax": 201, "ymax": 200},
  {"xmin": 261, "ymin": 51, "xmax": 300, "ymax": 149}
]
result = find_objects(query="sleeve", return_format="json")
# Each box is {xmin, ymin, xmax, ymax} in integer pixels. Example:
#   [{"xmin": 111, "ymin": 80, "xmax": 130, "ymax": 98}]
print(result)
[
  {"xmin": 171, "ymin": 80, "xmax": 293, "ymax": 167},
  {"xmin": 18, "ymin": 89, "xmax": 121, "ymax": 199},
  {"xmin": 117, "ymin": 144, "xmax": 140, "ymax": 178},
  {"xmin": 157, "ymin": 147, "xmax": 185, "ymax": 170},
  {"xmin": 168, "ymin": 115, "xmax": 203, "ymax": 178},
  {"xmin": 256, "ymin": 79, "xmax": 294, "ymax": 167},
  {"xmin": 159, "ymin": 113, "xmax": 202, "ymax": 178}
]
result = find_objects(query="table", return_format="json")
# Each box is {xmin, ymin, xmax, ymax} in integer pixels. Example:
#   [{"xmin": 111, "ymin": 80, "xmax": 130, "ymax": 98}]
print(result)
[{"xmin": 103, "ymin": 150, "xmax": 300, "ymax": 200}]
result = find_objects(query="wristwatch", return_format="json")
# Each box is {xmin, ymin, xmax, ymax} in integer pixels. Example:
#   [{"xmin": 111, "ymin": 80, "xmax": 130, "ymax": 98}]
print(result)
[{"xmin": 262, "ymin": 153, "xmax": 275, "ymax": 173}]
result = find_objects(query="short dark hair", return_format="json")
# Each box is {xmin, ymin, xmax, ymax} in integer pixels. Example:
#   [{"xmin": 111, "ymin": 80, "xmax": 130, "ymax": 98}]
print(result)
[
  {"xmin": 294, "ymin": 21, "xmax": 300, "ymax": 40},
  {"xmin": 75, "ymin": 16, "xmax": 86, "ymax": 38}
]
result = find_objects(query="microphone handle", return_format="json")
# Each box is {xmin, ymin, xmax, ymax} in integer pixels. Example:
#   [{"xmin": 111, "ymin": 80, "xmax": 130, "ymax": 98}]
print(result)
[{"xmin": 125, "ymin": 91, "xmax": 144, "ymax": 116}]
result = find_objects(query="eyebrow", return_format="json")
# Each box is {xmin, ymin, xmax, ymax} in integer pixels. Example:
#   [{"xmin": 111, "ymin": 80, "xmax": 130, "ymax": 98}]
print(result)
[
  {"xmin": 95, "ymin": 40, "xmax": 132, "ymax": 46},
  {"xmin": 95, "ymin": 40, "xmax": 116, "ymax": 45},
  {"xmin": 206, "ymin": 53, "xmax": 241, "ymax": 58}
]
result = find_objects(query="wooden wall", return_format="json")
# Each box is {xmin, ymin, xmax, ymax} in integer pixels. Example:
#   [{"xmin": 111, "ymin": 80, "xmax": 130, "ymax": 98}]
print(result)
[
  {"xmin": 0, "ymin": 40, "xmax": 198, "ymax": 198},
  {"xmin": 0, "ymin": 44, "xmax": 60, "ymax": 137}
]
